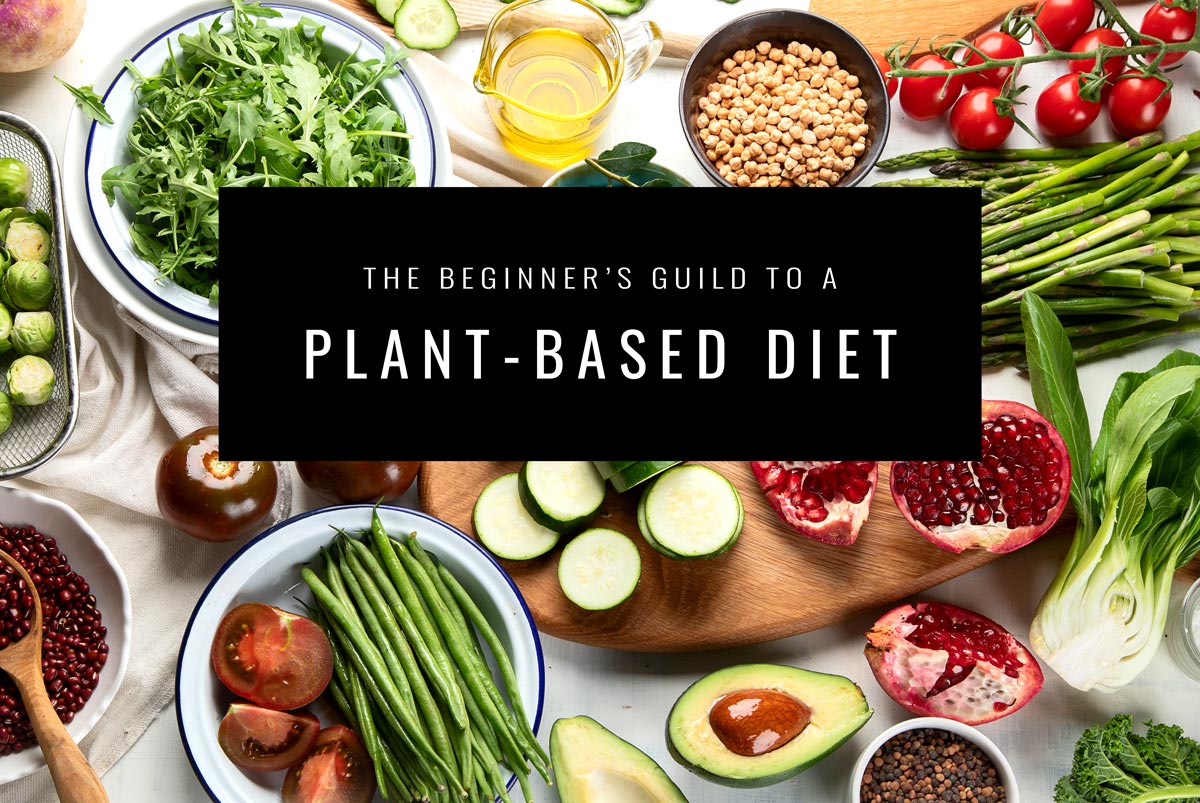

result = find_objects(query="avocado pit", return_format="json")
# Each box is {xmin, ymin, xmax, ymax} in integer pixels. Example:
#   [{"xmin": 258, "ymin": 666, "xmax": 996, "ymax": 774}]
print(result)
[{"xmin": 708, "ymin": 688, "xmax": 811, "ymax": 757}]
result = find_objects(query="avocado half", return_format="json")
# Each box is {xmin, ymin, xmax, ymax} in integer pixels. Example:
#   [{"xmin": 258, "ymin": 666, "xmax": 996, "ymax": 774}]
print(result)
[
  {"xmin": 666, "ymin": 663, "xmax": 872, "ymax": 788},
  {"xmin": 552, "ymin": 715, "xmax": 690, "ymax": 802}
]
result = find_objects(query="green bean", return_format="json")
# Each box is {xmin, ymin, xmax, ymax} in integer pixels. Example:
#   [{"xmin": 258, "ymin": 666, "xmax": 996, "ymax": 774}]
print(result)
[{"xmin": 471, "ymin": 729, "xmax": 515, "ymax": 803}]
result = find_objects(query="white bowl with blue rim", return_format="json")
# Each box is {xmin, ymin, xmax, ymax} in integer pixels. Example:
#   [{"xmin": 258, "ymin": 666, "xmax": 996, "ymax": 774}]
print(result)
[
  {"xmin": 62, "ymin": 0, "xmax": 453, "ymax": 348},
  {"xmin": 175, "ymin": 505, "xmax": 544, "ymax": 803}
]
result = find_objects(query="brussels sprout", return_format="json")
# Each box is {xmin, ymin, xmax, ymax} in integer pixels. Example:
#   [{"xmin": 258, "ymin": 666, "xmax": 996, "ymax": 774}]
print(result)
[
  {"xmin": 5, "ymin": 220, "xmax": 50, "ymax": 263},
  {"xmin": 0, "ymin": 304, "xmax": 12, "ymax": 356},
  {"xmin": 3, "ymin": 260, "xmax": 54, "ymax": 311},
  {"xmin": 0, "ymin": 160, "xmax": 31, "ymax": 209},
  {"xmin": 0, "ymin": 392, "xmax": 11, "ymax": 437},
  {"xmin": 7, "ymin": 355, "xmax": 54, "ymax": 406},
  {"xmin": 11, "ymin": 311, "xmax": 54, "ymax": 356},
  {"xmin": 0, "ymin": 244, "xmax": 10, "ymax": 274}
]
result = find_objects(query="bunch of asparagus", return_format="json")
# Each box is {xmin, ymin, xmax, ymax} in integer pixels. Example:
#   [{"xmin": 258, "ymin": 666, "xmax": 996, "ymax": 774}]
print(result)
[{"xmin": 877, "ymin": 130, "xmax": 1200, "ymax": 368}]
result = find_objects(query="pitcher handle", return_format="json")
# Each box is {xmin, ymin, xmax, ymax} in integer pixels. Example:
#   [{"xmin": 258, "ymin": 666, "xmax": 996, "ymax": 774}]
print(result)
[{"xmin": 620, "ymin": 21, "xmax": 664, "ymax": 84}]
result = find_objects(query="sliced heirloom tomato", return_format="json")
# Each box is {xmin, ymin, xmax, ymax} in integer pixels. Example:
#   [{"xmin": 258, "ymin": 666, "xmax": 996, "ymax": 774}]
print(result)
[
  {"xmin": 218, "ymin": 702, "xmax": 320, "ymax": 773},
  {"xmin": 211, "ymin": 603, "xmax": 334, "ymax": 711},
  {"xmin": 283, "ymin": 725, "xmax": 376, "ymax": 803}
]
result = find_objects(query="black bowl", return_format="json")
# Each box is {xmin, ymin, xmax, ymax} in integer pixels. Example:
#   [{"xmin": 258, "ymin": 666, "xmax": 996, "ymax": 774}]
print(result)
[{"xmin": 679, "ymin": 8, "xmax": 891, "ymax": 187}]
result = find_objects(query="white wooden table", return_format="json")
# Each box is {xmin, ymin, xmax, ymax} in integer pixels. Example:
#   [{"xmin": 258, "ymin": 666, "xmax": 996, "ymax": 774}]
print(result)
[{"xmin": 2, "ymin": 0, "xmax": 1200, "ymax": 800}]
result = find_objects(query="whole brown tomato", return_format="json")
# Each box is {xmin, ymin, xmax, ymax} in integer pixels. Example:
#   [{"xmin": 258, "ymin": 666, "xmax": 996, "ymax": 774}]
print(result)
[
  {"xmin": 294, "ymin": 461, "xmax": 421, "ymax": 504},
  {"xmin": 156, "ymin": 426, "xmax": 278, "ymax": 542}
]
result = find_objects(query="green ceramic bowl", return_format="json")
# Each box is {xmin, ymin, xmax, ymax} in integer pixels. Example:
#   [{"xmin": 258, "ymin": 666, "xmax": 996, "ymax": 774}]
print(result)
[{"xmin": 544, "ymin": 160, "xmax": 693, "ymax": 187}]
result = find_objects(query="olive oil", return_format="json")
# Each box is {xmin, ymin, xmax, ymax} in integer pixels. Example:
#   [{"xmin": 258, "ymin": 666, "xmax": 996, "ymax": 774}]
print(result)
[{"xmin": 487, "ymin": 28, "xmax": 615, "ymax": 165}]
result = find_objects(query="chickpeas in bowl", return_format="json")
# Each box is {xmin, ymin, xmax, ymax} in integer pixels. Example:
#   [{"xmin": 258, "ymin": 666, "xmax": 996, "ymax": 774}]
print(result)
[{"xmin": 679, "ymin": 10, "xmax": 890, "ymax": 188}]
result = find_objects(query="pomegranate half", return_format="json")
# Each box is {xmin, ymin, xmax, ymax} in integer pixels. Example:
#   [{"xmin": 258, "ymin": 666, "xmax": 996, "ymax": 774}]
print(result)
[
  {"xmin": 889, "ymin": 400, "xmax": 1070, "ymax": 554},
  {"xmin": 750, "ymin": 461, "xmax": 877, "ymax": 546},
  {"xmin": 864, "ymin": 601, "xmax": 1044, "ymax": 725}
]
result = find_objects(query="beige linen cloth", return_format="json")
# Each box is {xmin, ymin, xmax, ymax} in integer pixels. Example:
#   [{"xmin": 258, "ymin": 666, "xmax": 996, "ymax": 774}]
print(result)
[{"xmin": 1, "ymin": 50, "xmax": 532, "ymax": 803}]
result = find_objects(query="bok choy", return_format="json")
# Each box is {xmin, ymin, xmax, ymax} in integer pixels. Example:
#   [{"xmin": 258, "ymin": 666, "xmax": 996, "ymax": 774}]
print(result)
[{"xmin": 1021, "ymin": 292, "xmax": 1200, "ymax": 692}]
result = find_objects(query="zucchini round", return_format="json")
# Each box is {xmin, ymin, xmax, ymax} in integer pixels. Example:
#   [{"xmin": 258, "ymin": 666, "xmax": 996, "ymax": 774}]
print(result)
[
  {"xmin": 557, "ymin": 528, "xmax": 641, "ymax": 610},
  {"xmin": 609, "ymin": 461, "xmax": 682, "ymax": 493},
  {"xmin": 473, "ymin": 473, "xmax": 560, "ymax": 560},
  {"xmin": 518, "ymin": 461, "xmax": 606, "ymax": 534},
  {"xmin": 637, "ymin": 465, "xmax": 743, "ymax": 559}
]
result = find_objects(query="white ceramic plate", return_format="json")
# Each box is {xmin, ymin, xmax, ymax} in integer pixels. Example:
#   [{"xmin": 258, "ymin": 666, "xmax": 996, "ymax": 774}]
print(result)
[
  {"xmin": 62, "ymin": 0, "xmax": 454, "ymax": 348},
  {"xmin": 175, "ymin": 505, "xmax": 545, "ymax": 803},
  {"xmin": 0, "ymin": 486, "xmax": 132, "ymax": 784}
]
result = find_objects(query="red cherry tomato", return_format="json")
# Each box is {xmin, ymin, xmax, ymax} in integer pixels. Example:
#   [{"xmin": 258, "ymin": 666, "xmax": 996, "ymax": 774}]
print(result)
[
  {"xmin": 217, "ymin": 703, "xmax": 321, "ymax": 773},
  {"xmin": 874, "ymin": 52, "xmax": 898, "ymax": 99},
  {"xmin": 1107, "ymin": 72, "xmax": 1172, "ymax": 138},
  {"xmin": 949, "ymin": 87, "xmax": 1014, "ymax": 150},
  {"xmin": 899, "ymin": 54, "xmax": 964, "ymax": 121},
  {"xmin": 156, "ymin": 426, "xmax": 278, "ymax": 543},
  {"xmin": 1034, "ymin": 0, "xmax": 1096, "ymax": 49},
  {"xmin": 210, "ymin": 603, "xmax": 334, "ymax": 711},
  {"xmin": 283, "ymin": 726, "xmax": 376, "ymax": 803},
  {"xmin": 1069, "ymin": 27, "xmax": 1128, "ymax": 82},
  {"xmin": 1036, "ymin": 73, "xmax": 1101, "ymax": 138},
  {"xmin": 962, "ymin": 31, "xmax": 1024, "ymax": 89},
  {"xmin": 1140, "ymin": 1, "xmax": 1196, "ymax": 66}
]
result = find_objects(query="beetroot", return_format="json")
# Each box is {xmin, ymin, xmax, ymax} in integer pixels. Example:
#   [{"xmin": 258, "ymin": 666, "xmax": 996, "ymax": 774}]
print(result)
[
  {"xmin": 864, "ymin": 601, "xmax": 1044, "ymax": 725},
  {"xmin": 0, "ymin": 0, "xmax": 86, "ymax": 73},
  {"xmin": 750, "ymin": 461, "xmax": 877, "ymax": 546},
  {"xmin": 890, "ymin": 400, "xmax": 1071, "ymax": 554}
]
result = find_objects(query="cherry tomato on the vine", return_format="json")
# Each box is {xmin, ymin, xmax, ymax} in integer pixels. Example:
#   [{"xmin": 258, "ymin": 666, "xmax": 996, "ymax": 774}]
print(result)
[
  {"xmin": 950, "ymin": 87, "xmax": 1014, "ymax": 150},
  {"xmin": 1036, "ymin": 73, "xmax": 1101, "ymax": 137},
  {"xmin": 899, "ymin": 54, "xmax": 963, "ymax": 121},
  {"xmin": 1034, "ymin": 0, "xmax": 1096, "ymax": 49},
  {"xmin": 1140, "ymin": 1, "xmax": 1196, "ymax": 66},
  {"xmin": 962, "ymin": 31, "xmax": 1024, "ymax": 89},
  {"xmin": 1069, "ymin": 27, "xmax": 1128, "ymax": 82},
  {"xmin": 874, "ymin": 52, "xmax": 898, "ymax": 99},
  {"xmin": 1107, "ymin": 72, "xmax": 1172, "ymax": 138}
]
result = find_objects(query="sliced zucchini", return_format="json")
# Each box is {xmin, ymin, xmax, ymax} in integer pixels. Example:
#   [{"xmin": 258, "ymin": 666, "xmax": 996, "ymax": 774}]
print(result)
[
  {"xmin": 376, "ymin": 0, "xmax": 402, "ymax": 23},
  {"xmin": 519, "ymin": 461, "xmax": 607, "ymax": 534},
  {"xmin": 590, "ymin": 0, "xmax": 646, "ymax": 15},
  {"xmin": 637, "ymin": 465, "xmax": 743, "ymax": 559},
  {"xmin": 592, "ymin": 460, "xmax": 637, "ymax": 480},
  {"xmin": 558, "ymin": 528, "xmax": 641, "ymax": 610},
  {"xmin": 394, "ymin": 0, "xmax": 460, "ymax": 50},
  {"xmin": 473, "ymin": 473, "xmax": 560, "ymax": 561},
  {"xmin": 608, "ymin": 460, "xmax": 682, "ymax": 493}
]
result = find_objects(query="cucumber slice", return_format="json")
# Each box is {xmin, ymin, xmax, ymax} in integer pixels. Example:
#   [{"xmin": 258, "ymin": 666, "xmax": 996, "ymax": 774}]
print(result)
[
  {"xmin": 609, "ymin": 461, "xmax": 682, "ymax": 493},
  {"xmin": 591, "ymin": 0, "xmax": 646, "ymax": 15},
  {"xmin": 473, "ymin": 473, "xmax": 560, "ymax": 561},
  {"xmin": 394, "ymin": 0, "xmax": 459, "ymax": 50},
  {"xmin": 637, "ymin": 465, "xmax": 743, "ymax": 559},
  {"xmin": 376, "ymin": 0, "xmax": 402, "ymax": 23},
  {"xmin": 558, "ymin": 528, "xmax": 641, "ymax": 610},
  {"xmin": 592, "ymin": 460, "xmax": 638, "ymax": 480},
  {"xmin": 519, "ymin": 461, "xmax": 607, "ymax": 534}
]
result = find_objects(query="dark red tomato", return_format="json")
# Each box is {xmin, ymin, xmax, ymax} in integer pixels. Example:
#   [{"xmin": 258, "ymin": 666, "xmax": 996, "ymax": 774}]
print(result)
[
  {"xmin": 1108, "ymin": 72, "xmax": 1172, "ymax": 137},
  {"xmin": 1140, "ymin": 1, "xmax": 1196, "ymax": 66},
  {"xmin": 211, "ymin": 603, "xmax": 334, "ymax": 711},
  {"xmin": 899, "ymin": 54, "xmax": 964, "ymax": 120},
  {"xmin": 217, "ymin": 702, "xmax": 320, "ymax": 773},
  {"xmin": 950, "ymin": 87, "xmax": 1014, "ymax": 149},
  {"xmin": 283, "ymin": 726, "xmax": 376, "ymax": 803},
  {"xmin": 295, "ymin": 460, "xmax": 421, "ymax": 505},
  {"xmin": 1036, "ymin": 73, "xmax": 1101, "ymax": 137},
  {"xmin": 1034, "ymin": 0, "xmax": 1096, "ymax": 48},
  {"xmin": 1069, "ymin": 28, "xmax": 1128, "ymax": 82},
  {"xmin": 156, "ymin": 426, "xmax": 278, "ymax": 543},
  {"xmin": 874, "ymin": 52, "xmax": 898, "ymax": 99},
  {"xmin": 962, "ymin": 31, "xmax": 1024, "ymax": 89}
]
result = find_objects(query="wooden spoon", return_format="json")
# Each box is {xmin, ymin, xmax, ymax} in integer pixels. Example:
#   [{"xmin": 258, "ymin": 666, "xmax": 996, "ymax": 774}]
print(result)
[{"xmin": 0, "ymin": 550, "xmax": 108, "ymax": 803}]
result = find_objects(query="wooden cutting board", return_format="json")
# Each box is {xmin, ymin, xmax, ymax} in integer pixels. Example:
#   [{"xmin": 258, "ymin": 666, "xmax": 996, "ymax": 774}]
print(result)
[
  {"xmin": 332, "ymin": 0, "xmax": 1044, "ymax": 61},
  {"xmin": 421, "ymin": 462, "xmax": 1200, "ymax": 652}
]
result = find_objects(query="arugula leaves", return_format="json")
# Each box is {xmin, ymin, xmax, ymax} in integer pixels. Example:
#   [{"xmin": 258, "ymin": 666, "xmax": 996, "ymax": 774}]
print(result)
[
  {"xmin": 55, "ymin": 78, "xmax": 114, "ymax": 125},
  {"xmin": 62, "ymin": 0, "xmax": 415, "ymax": 304}
]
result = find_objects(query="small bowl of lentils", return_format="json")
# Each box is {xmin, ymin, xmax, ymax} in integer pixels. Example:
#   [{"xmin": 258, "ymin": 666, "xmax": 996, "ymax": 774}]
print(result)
[
  {"xmin": 678, "ymin": 9, "xmax": 890, "ymax": 188},
  {"xmin": 850, "ymin": 717, "xmax": 1018, "ymax": 803}
]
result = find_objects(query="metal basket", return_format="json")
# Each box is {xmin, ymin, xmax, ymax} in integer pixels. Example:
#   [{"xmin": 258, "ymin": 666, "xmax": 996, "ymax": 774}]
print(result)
[{"xmin": 0, "ymin": 111, "xmax": 80, "ymax": 478}]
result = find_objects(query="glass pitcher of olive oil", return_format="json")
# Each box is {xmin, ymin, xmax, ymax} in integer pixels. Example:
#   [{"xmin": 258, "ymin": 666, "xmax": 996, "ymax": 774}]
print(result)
[{"xmin": 474, "ymin": 0, "xmax": 663, "ymax": 167}]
